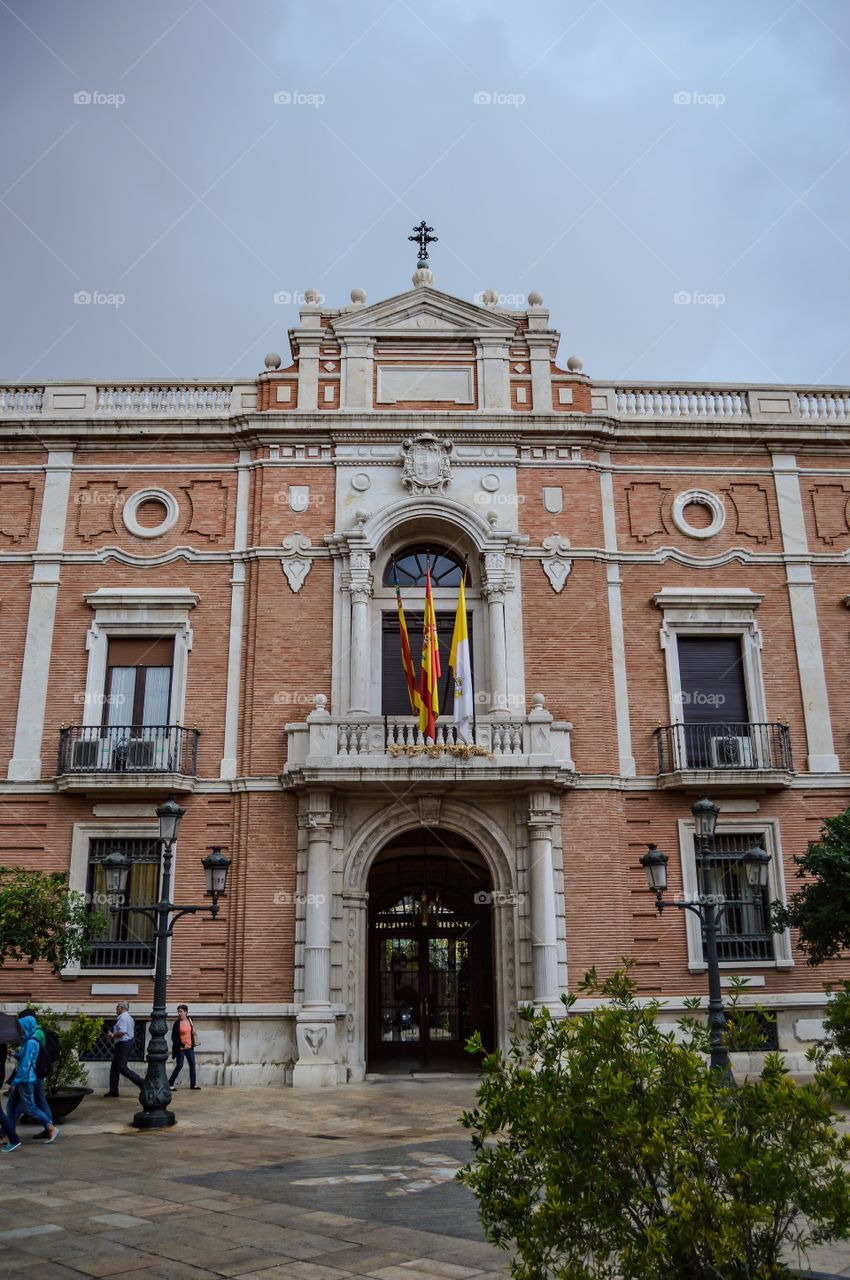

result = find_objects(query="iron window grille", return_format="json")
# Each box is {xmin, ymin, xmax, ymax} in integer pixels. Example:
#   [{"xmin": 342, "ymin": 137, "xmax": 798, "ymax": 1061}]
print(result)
[
  {"xmin": 83, "ymin": 837, "xmax": 161, "ymax": 969},
  {"xmin": 697, "ymin": 832, "xmax": 775, "ymax": 963}
]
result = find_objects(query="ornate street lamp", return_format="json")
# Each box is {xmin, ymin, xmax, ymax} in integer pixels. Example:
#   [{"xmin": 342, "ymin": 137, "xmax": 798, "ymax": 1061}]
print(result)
[
  {"xmin": 640, "ymin": 796, "xmax": 772, "ymax": 1084},
  {"xmin": 106, "ymin": 797, "xmax": 231, "ymax": 1129}
]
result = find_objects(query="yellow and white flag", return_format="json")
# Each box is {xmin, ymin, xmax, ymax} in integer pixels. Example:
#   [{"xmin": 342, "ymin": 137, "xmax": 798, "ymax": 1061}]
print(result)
[{"xmin": 449, "ymin": 573, "xmax": 473, "ymax": 744}]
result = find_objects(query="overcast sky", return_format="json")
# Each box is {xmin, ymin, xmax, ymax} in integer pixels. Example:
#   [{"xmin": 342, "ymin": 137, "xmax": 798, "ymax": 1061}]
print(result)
[{"xmin": 1, "ymin": 0, "xmax": 848, "ymax": 385}]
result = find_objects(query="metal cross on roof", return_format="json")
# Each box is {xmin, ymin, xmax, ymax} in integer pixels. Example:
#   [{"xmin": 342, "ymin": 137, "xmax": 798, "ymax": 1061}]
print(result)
[{"xmin": 408, "ymin": 220, "xmax": 438, "ymax": 262}]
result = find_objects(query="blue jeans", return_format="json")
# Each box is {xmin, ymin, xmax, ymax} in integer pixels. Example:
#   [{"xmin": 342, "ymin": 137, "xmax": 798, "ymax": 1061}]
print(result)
[
  {"xmin": 169, "ymin": 1048, "xmax": 196, "ymax": 1087},
  {"xmin": 33, "ymin": 1079, "xmax": 53, "ymax": 1127},
  {"xmin": 6, "ymin": 1082, "xmax": 52, "ymax": 1142}
]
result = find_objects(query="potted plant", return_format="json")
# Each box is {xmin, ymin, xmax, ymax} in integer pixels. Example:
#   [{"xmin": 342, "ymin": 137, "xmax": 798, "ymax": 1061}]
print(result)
[{"xmin": 22, "ymin": 1006, "xmax": 104, "ymax": 1123}]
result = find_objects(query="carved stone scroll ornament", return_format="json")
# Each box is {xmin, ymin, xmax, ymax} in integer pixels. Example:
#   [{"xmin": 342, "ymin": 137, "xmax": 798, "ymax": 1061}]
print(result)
[
  {"xmin": 280, "ymin": 532, "xmax": 313, "ymax": 593},
  {"xmin": 541, "ymin": 535, "xmax": 573, "ymax": 593},
  {"xmin": 400, "ymin": 432, "xmax": 453, "ymax": 495}
]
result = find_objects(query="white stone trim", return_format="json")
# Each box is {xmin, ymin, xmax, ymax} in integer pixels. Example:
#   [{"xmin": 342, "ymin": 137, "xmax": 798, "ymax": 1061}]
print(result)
[
  {"xmin": 599, "ymin": 456, "xmax": 635, "ymax": 775},
  {"xmin": 220, "ymin": 450, "xmax": 250, "ymax": 778},
  {"xmin": 654, "ymin": 587, "xmax": 768, "ymax": 727},
  {"xmin": 81, "ymin": 588, "xmax": 198, "ymax": 729},
  {"xmin": 671, "ymin": 489, "xmax": 726, "ymax": 539},
  {"xmin": 121, "ymin": 488, "xmax": 180, "ymax": 538},
  {"xmin": 63, "ymin": 821, "xmax": 162, "ymax": 980},
  {"xmin": 772, "ymin": 454, "xmax": 839, "ymax": 771},
  {"xmin": 676, "ymin": 816, "xmax": 793, "ymax": 970},
  {"xmin": 7, "ymin": 450, "xmax": 74, "ymax": 780}
]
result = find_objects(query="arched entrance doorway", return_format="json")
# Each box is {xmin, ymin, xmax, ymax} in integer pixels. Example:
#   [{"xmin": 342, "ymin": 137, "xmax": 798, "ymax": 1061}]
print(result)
[{"xmin": 367, "ymin": 829, "xmax": 495, "ymax": 1072}]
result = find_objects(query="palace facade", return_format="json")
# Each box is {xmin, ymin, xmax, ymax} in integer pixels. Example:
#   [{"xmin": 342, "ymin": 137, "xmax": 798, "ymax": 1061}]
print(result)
[{"xmin": 2, "ymin": 259, "xmax": 849, "ymax": 1086}]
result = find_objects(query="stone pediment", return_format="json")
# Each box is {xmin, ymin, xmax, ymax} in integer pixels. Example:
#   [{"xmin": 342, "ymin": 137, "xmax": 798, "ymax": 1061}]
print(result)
[{"xmin": 330, "ymin": 286, "xmax": 517, "ymax": 340}]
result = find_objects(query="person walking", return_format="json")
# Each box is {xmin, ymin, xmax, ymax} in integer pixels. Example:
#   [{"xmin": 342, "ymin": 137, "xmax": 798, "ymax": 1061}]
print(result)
[
  {"xmin": 20, "ymin": 1008, "xmax": 56, "ymax": 1140},
  {"xmin": 2, "ymin": 1014, "xmax": 59, "ymax": 1151},
  {"xmin": 168, "ymin": 1005, "xmax": 200, "ymax": 1090},
  {"xmin": 104, "ymin": 1002, "xmax": 144, "ymax": 1098}
]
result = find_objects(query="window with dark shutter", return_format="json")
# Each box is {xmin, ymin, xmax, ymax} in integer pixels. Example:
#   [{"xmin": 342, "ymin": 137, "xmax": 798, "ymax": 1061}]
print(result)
[
  {"xmin": 678, "ymin": 636, "xmax": 748, "ymax": 723},
  {"xmin": 381, "ymin": 612, "xmax": 473, "ymax": 716}
]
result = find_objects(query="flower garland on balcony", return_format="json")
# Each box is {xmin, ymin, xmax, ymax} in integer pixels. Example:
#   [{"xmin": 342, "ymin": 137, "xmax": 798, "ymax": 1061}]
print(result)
[{"xmin": 387, "ymin": 741, "xmax": 494, "ymax": 762}]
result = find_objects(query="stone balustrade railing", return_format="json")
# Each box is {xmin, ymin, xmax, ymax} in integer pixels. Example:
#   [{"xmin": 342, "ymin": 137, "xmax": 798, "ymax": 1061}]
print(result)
[
  {"xmin": 0, "ymin": 381, "xmax": 255, "ymax": 417},
  {"xmin": 284, "ymin": 694, "xmax": 575, "ymax": 779},
  {"xmin": 591, "ymin": 382, "xmax": 850, "ymax": 424},
  {"xmin": 0, "ymin": 379, "xmax": 847, "ymax": 426}
]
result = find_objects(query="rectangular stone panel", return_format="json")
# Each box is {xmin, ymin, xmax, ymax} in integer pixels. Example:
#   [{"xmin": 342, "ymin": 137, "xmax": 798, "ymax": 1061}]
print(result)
[{"xmin": 376, "ymin": 365, "xmax": 474, "ymax": 404}]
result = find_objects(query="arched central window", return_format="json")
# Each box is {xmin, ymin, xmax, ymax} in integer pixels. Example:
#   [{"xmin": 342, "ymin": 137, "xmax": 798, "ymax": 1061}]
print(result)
[
  {"xmin": 383, "ymin": 545, "xmax": 464, "ymax": 588},
  {"xmin": 379, "ymin": 543, "xmax": 472, "ymax": 715}
]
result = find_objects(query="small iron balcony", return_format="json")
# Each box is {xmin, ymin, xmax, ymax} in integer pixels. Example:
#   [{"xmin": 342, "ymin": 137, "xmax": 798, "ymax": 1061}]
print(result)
[{"xmin": 57, "ymin": 725, "xmax": 199, "ymax": 791}]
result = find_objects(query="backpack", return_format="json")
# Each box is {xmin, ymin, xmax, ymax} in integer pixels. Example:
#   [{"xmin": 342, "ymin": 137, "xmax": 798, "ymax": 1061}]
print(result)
[{"xmin": 34, "ymin": 1028, "xmax": 61, "ymax": 1081}]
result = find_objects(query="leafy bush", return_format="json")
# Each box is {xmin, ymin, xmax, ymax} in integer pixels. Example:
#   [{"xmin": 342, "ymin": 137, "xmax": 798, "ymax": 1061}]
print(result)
[
  {"xmin": 0, "ymin": 866, "xmax": 103, "ymax": 970},
  {"xmin": 26, "ymin": 1005, "xmax": 104, "ymax": 1094},
  {"xmin": 809, "ymin": 981, "xmax": 850, "ymax": 1104},
  {"xmin": 459, "ymin": 964, "xmax": 850, "ymax": 1280},
  {"xmin": 771, "ymin": 805, "xmax": 850, "ymax": 966}
]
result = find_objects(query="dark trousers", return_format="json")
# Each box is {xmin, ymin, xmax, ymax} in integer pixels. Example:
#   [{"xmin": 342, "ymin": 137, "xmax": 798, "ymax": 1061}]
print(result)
[
  {"xmin": 168, "ymin": 1047, "xmax": 196, "ymax": 1087},
  {"xmin": 110, "ymin": 1040, "xmax": 144, "ymax": 1094}
]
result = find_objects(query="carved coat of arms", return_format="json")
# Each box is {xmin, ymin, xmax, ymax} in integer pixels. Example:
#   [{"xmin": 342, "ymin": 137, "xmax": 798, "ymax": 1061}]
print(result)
[{"xmin": 400, "ymin": 433, "xmax": 452, "ymax": 495}]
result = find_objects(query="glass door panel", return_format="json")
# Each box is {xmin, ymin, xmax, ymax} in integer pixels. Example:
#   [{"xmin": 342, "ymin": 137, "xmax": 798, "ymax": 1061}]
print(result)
[{"xmin": 378, "ymin": 937, "xmax": 421, "ymax": 1044}]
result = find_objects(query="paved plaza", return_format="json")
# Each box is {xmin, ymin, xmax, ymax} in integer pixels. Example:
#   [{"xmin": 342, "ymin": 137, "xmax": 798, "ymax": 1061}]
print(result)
[{"xmin": 0, "ymin": 1077, "xmax": 848, "ymax": 1279}]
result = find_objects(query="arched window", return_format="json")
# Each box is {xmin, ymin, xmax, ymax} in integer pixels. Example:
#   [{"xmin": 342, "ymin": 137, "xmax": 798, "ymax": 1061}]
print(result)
[{"xmin": 382, "ymin": 545, "xmax": 464, "ymax": 588}]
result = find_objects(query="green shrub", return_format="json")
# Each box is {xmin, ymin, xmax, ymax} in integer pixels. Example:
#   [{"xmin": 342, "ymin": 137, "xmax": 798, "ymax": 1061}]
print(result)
[
  {"xmin": 26, "ymin": 1005, "xmax": 104, "ymax": 1094},
  {"xmin": 809, "ymin": 981, "xmax": 850, "ymax": 1104},
  {"xmin": 459, "ymin": 964, "xmax": 850, "ymax": 1280}
]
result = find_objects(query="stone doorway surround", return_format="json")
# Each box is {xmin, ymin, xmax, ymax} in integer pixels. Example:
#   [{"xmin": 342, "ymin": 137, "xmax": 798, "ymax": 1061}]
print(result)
[{"xmin": 290, "ymin": 789, "xmax": 568, "ymax": 1087}]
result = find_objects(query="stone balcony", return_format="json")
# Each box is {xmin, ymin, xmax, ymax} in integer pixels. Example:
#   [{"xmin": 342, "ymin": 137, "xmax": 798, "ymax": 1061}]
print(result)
[{"xmin": 282, "ymin": 693, "xmax": 576, "ymax": 791}]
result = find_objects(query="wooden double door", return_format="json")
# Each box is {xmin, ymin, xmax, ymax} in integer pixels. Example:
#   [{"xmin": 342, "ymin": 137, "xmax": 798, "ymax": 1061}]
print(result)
[{"xmin": 367, "ymin": 847, "xmax": 494, "ymax": 1071}]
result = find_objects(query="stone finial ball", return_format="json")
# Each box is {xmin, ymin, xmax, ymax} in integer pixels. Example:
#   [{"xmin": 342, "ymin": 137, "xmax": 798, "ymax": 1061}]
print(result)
[
  {"xmin": 350, "ymin": 288, "xmax": 367, "ymax": 304},
  {"xmin": 482, "ymin": 288, "xmax": 499, "ymax": 306},
  {"xmin": 528, "ymin": 290, "xmax": 544, "ymax": 306},
  {"xmin": 304, "ymin": 287, "xmax": 321, "ymax": 304},
  {"xmin": 264, "ymin": 352, "xmax": 282, "ymax": 370},
  {"xmin": 566, "ymin": 355, "xmax": 584, "ymax": 372},
  {"xmin": 531, "ymin": 692, "xmax": 546, "ymax": 709}
]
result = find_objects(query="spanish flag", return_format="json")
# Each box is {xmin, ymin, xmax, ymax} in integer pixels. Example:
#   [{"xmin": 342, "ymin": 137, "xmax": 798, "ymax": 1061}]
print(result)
[
  {"xmin": 418, "ymin": 563, "xmax": 441, "ymax": 740},
  {"xmin": 392, "ymin": 561, "xmax": 420, "ymax": 715},
  {"xmin": 449, "ymin": 570, "xmax": 473, "ymax": 744}
]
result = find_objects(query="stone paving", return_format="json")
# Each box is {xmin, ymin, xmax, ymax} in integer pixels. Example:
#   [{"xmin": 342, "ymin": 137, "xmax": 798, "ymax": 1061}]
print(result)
[{"xmin": 0, "ymin": 1077, "xmax": 848, "ymax": 1279}]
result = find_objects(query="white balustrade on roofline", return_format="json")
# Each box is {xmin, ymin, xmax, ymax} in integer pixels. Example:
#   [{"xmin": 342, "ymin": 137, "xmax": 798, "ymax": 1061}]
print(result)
[{"xmin": 593, "ymin": 383, "xmax": 850, "ymax": 423}]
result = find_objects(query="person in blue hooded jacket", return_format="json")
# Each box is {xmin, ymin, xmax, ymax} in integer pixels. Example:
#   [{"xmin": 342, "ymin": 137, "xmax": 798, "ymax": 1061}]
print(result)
[{"xmin": 2, "ymin": 1014, "xmax": 58, "ymax": 1152}]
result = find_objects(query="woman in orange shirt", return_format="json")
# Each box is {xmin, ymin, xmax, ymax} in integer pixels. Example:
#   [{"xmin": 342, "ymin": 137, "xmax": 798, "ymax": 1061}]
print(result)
[{"xmin": 168, "ymin": 1004, "xmax": 200, "ymax": 1090}]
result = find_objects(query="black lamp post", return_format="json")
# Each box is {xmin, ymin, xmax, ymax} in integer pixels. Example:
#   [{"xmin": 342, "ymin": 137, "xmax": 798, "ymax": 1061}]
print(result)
[
  {"xmin": 102, "ymin": 797, "xmax": 231, "ymax": 1130},
  {"xmin": 639, "ymin": 796, "xmax": 771, "ymax": 1083}
]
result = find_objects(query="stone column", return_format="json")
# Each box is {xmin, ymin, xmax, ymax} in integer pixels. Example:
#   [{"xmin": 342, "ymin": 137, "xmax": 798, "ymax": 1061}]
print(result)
[
  {"xmin": 528, "ymin": 791, "xmax": 559, "ymax": 1007},
  {"xmin": 483, "ymin": 553, "xmax": 509, "ymax": 714},
  {"xmin": 294, "ymin": 790, "xmax": 340, "ymax": 1088},
  {"xmin": 477, "ymin": 338, "xmax": 510, "ymax": 410},
  {"xmin": 347, "ymin": 551, "xmax": 373, "ymax": 714}
]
